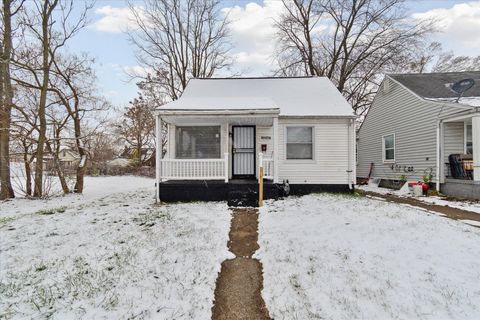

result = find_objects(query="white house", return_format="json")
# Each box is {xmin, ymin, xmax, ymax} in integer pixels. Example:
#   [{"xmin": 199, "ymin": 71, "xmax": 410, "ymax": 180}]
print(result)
[{"xmin": 154, "ymin": 77, "xmax": 356, "ymax": 205}]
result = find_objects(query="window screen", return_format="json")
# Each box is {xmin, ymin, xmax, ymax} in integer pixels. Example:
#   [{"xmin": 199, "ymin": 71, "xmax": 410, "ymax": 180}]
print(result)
[
  {"xmin": 286, "ymin": 127, "xmax": 313, "ymax": 159},
  {"xmin": 175, "ymin": 126, "xmax": 221, "ymax": 159}
]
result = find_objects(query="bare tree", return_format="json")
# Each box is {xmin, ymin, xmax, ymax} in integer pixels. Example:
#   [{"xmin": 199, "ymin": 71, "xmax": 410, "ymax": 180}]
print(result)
[
  {"xmin": 275, "ymin": 0, "xmax": 434, "ymax": 116},
  {"xmin": 128, "ymin": 0, "xmax": 233, "ymax": 101},
  {"xmin": 406, "ymin": 42, "xmax": 480, "ymax": 73},
  {"xmin": 85, "ymin": 129, "xmax": 120, "ymax": 167},
  {"xmin": 0, "ymin": 0, "xmax": 23, "ymax": 199},
  {"xmin": 49, "ymin": 53, "xmax": 107, "ymax": 193},
  {"xmin": 10, "ymin": 85, "xmax": 40, "ymax": 196},
  {"xmin": 117, "ymin": 96, "xmax": 155, "ymax": 166},
  {"xmin": 45, "ymin": 101, "xmax": 72, "ymax": 194},
  {"xmin": 12, "ymin": 0, "xmax": 91, "ymax": 197}
]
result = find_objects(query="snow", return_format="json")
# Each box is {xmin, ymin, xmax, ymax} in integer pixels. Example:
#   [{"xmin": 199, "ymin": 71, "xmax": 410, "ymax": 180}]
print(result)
[
  {"xmin": 2, "ymin": 175, "xmax": 156, "ymax": 219},
  {"xmin": 256, "ymin": 194, "xmax": 480, "ymax": 320},
  {"xmin": 358, "ymin": 183, "xmax": 480, "ymax": 215},
  {"xmin": 158, "ymin": 77, "xmax": 354, "ymax": 117},
  {"xmin": 425, "ymin": 96, "xmax": 480, "ymax": 107},
  {"xmin": 79, "ymin": 155, "xmax": 87, "ymax": 168},
  {"xmin": 0, "ymin": 178, "xmax": 232, "ymax": 319},
  {"xmin": 461, "ymin": 219, "xmax": 480, "ymax": 227},
  {"xmin": 107, "ymin": 158, "xmax": 131, "ymax": 167}
]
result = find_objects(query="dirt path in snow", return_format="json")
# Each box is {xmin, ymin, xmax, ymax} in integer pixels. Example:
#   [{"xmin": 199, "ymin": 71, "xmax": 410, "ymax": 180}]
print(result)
[
  {"xmin": 211, "ymin": 208, "xmax": 270, "ymax": 320},
  {"xmin": 361, "ymin": 190, "xmax": 480, "ymax": 225}
]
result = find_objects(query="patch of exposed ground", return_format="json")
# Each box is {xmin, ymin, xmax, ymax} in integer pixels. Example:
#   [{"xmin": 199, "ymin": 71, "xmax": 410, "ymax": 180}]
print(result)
[
  {"xmin": 212, "ymin": 208, "xmax": 270, "ymax": 320},
  {"xmin": 361, "ymin": 190, "xmax": 480, "ymax": 224}
]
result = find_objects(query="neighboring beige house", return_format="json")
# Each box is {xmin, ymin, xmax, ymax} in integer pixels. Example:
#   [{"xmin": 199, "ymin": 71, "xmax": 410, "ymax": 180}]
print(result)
[{"xmin": 357, "ymin": 71, "xmax": 480, "ymax": 200}]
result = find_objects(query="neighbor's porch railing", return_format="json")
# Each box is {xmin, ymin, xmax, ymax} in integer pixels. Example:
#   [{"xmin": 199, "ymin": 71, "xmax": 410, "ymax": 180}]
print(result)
[
  {"xmin": 160, "ymin": 153, "xmax": 229, "ymax": 182},
  {"xmin": 259, "ymin": 153, "xmax": 274, "ymax": 180}
]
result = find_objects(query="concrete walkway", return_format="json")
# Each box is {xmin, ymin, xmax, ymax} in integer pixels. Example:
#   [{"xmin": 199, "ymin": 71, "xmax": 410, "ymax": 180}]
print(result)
[{"xmin": 211, "ymin": 208, "xmax": 270, "ymax": 320}]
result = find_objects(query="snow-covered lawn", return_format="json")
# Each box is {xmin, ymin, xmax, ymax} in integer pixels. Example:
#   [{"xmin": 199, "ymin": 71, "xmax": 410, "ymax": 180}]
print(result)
[
  {"xmin": 257, "ymin": 194, "xmax": 480, "ymax": 320},
  {"xmin": 0, "ymin": 177, "xmax": 232, "ymax": 319},
  {"xmin": 1, "ymin": 175, "xmax": 155, "ymax": 219},
  {"xmin": 359, "ymin": 183, "xmax": 480, "ymax": 215}
]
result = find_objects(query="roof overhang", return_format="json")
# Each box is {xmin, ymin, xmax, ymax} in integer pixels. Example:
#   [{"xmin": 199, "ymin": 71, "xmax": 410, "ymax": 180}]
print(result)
[
  {"xmin": 154, "ymin": 108, "xmax": 280, "ymax": 116},
  {"xmin": 440, "ymin": 108, "xmax": 480, "ymax": 122}
]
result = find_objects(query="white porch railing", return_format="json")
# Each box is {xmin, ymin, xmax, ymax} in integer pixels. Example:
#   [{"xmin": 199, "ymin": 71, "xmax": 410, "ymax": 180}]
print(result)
[
  {"xmin": 259, "ymin": 153, "xmax": 274, "ymax": 180},
  {"xmin": 160, "ymin": 153, "xmax": 229, "ymax": 182}
]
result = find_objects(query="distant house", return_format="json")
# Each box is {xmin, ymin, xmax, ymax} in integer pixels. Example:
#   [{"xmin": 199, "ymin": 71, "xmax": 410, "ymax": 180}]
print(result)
[
  {"xmin": 153, "ymin": 76, "xmax": 356, "ymax": 204},
  {"xmin": 357, "ymin": 71, "xmax": 480, "ymax": 200},
  {"xmin": 57, "ymin": 146, "xmax": 80, "ymax": 168},
  {"xmin": 11, "ymin": 146, "xmax": 80, "ymax": 172}
]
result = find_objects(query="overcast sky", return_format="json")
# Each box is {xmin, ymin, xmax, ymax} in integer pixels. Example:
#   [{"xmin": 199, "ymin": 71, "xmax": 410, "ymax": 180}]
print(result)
[{"xmin": 66, "ymin": 0, "xmax": 480, "ymax": 106}]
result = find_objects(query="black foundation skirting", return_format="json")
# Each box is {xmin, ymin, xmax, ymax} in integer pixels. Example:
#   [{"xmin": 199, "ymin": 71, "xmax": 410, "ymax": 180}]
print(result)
[
  {"xmin": 158, "ymin": 180, "xmax": 353, "ymax": 205},
  {"xmin": 288, "ymin": 184, "xmax": 353, "ymax": 196}
]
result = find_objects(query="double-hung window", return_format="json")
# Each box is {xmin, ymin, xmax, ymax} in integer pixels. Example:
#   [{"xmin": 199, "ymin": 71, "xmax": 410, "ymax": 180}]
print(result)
[
  {"xmin": 382, "ymin": 134, "xmax": 395, "ymax": 162},
  {"xmin": 175, "ymin": 126, "xmax": 221, "ymax": 159},
  {"xmin": 286, "ymin": 127, "xmax": 313, "ymax": 160}
]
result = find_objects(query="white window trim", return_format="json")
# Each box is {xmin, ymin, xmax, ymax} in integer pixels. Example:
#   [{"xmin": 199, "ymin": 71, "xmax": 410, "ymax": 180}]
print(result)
[
  {"xmin": 464, "ymin": 122, "xmax": 472, "ymax": 154},
  {"xmin": 284, "ymin": 125, "xmax": 315, "ymax": 161},
  {"xmin": 382, "ymin": 133, "xmax": 395, "ymax": 163},
  {"xmin": 174, "ymin": 125, "xmax": 222, "ymax": 159}
]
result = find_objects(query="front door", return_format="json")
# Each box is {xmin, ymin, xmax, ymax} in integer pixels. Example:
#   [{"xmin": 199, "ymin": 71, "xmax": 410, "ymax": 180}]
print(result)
[{"xmin": 232, "ymin": 126, "xmax": 255, "ymax": 178}]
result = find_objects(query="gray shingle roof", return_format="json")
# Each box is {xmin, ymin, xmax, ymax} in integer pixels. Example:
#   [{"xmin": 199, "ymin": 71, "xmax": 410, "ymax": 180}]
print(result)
[{"xmin": 388, "ymin": 71, "xmax": 480, "ymax": 99}]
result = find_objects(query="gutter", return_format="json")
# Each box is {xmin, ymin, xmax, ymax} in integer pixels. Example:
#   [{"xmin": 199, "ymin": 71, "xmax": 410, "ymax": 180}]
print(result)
[{"xmin": 154, "ymin": 108, "xmax": 280, "ymax": 116}]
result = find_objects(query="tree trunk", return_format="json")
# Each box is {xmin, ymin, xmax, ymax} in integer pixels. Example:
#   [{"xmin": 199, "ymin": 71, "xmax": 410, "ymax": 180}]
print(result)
[
  {"xmin": 22, "ymin": 151, "xmax": 32, "ymax": 196},
  {"xmin": 73, "ymin": 118, "xmax": 86, "ymax": 193},
  {"xmin": 0, "ymin": 0, "xmax": 15, "ymax": 199},
  {"xmin": 46, "ymin": 141, "xmax": 69, "ymax": 194},
  {"xmin": 33, "ymin": 2, "xmax": 52, "ymax": 197}
]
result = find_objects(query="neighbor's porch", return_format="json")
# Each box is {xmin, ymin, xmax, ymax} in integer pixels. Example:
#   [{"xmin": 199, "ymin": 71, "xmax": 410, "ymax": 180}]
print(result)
[
  {"xmin": 438, "ymin": 112, "xmax": 480, "ymax": 199},
  {"xmin": 154, "ymin": 109, "xmax": 280, "ymax": 202}
]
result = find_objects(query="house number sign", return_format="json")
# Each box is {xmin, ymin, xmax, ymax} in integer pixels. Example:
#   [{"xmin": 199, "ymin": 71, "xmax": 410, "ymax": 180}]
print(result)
[{"xmin": 261, "ymin": 136, "xmax": 271, "ymax": 140}]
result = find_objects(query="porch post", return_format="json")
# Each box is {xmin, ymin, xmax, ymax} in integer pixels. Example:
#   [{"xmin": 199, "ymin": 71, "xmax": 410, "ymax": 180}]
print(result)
[
  {"xmin": 472, "ymin": 115, "xmax": 480, "ymax": 181},
  {"xmin": 273, "ymin": 116, "xmax": 279, "ymax": 183},
  {"xmin": 436, "ymin": 121, "xmax": 443, "ymax": 191},
  {"xmin": 155, "ymin": 115, "xmax": 162, "ymax": 203},
  {"xmin": 224, "ymin": 152, "xmax": 229, "ymax": 183}
]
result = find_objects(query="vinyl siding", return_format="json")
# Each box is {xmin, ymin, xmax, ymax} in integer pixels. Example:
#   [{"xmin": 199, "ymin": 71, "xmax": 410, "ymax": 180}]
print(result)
[
  {"xmin": 357, "ymin": 78, "xmax": 466, "ymax": 182},
  {"xmin": 444, "ymin": 122, "xmax": 465, "ymax": 162},
  {"xmin": 278, "ymin": 118, "xmax": 355, "ymax": 184},
  {"xmin": 165, "ymin": 119, "xmax": 355, "ymax": 184}
]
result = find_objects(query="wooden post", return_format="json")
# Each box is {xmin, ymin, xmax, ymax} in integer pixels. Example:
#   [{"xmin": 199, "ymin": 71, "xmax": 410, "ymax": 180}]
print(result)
[{"xmin": 259, "ymin": 166, "xmax": 264, "ymax": 207}]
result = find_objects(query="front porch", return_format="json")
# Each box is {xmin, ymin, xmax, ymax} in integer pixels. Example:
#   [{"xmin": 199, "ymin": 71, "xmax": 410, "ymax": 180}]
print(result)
[
  {"xmin": 154, "ymin": 109, "xmax": 280, "ymax": 203},
  {"xmin": 438, "ymin": 112, "xmax": 480, "ymax": 200}
]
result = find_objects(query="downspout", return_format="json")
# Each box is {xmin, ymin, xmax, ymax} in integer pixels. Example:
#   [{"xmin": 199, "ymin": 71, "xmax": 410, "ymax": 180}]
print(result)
[{"xmin": 436, "ymin": 120, "xmax": 442, "ymax": 192}]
